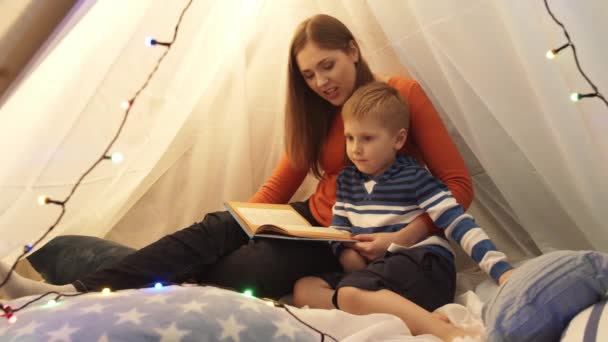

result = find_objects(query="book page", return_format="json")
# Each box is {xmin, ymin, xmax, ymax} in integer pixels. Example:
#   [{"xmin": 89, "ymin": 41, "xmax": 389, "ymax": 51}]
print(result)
[
  {"xmin": 238, "ymin": 207, "xmax": 310, "ymax": 226},
  {"xmin": 279, "ymin": 224, "xmax": 351, "ymax": 236}
]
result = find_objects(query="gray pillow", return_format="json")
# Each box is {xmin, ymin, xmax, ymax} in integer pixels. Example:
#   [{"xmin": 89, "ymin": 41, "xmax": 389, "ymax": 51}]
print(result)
[
  {"xmin": 27, "ymin": 235, "xmax": 135, "ymax": 285},
  {"xmin": 484, "ymin": 250, "xmax": 608, "ymax": 341}
]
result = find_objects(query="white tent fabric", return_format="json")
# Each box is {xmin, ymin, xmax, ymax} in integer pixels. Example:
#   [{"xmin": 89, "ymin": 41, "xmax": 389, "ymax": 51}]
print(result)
[{"xmin": 0, "ymin": 0, "xmax": 606, "ymax": 266}]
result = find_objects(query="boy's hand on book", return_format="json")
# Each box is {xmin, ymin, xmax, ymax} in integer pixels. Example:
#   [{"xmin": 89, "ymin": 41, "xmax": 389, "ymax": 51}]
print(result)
[{"xmin": 351, "ymin": 232, "xmax": 395, "ymax": 261}]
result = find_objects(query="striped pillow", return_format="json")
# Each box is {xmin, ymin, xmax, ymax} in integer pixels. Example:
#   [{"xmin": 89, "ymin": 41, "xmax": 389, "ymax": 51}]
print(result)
[
  {"xmin": 484, "ymin": 250, "xmax": 608, "ymax": 342},
  {"xmin": 561, "ymin": 300, "xmax": 608, "ymax": 342}
]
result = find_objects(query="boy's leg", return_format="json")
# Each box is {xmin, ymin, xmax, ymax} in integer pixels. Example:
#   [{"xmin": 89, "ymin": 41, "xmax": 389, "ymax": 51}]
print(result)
[
  {"xmin": 328, "ymin": 248, "xmax": 470, "ymax": 340},
  {"xmin": 334, "ymin": 248, "xmax": 456, "ymax": 312},
  {"xmin": 293, "ymin": 276, "xmax": 335, "ymax": 309},
  {"xmin": 337, "ymin": 287, "xmax": 472, "ymax": 341}
]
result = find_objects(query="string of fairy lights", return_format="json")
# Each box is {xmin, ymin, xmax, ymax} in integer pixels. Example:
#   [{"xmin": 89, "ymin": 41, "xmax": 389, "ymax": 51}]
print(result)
[
  {"xmin": 1, "ymin": 0, "xmax": 603, "ymax": 339},
  {"xmin": 0, "ymin": 0, "xmax": 194, "ymax": 322},
  {"xmin": 544, "ymin": 0, "xmax": 607, "ymax": 107},
  {"xmin": 0, "ymin": 1, "xmax": 338, "ymax": 340}
]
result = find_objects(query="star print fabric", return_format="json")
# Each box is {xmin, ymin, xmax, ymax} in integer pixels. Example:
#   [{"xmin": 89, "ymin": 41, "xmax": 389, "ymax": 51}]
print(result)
[{"xmin": 0, "ymin": 285, "xmax": 319, "ymax": 341}]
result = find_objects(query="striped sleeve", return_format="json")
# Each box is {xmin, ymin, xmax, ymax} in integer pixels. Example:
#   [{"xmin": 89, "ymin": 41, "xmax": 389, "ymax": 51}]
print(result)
[{"xmin": 413, "ymin": 167, "xmax": 512, "ymax": 283}]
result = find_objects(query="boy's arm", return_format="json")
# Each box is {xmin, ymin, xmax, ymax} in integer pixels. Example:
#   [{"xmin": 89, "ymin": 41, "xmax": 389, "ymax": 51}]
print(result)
[
  {"xmin": 414, "ymin": 168, "xmax": 513, "ymax": 284},
  {"xmin": 392, "ymin": 213, "xmax": 435, "ymax": 247},
  {"xmin": 350, "ymin": 219, "xmax": 434, "ymax": 261}
]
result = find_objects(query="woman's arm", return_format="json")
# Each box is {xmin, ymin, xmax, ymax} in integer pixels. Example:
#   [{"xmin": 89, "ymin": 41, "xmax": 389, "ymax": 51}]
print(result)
[
  {"xmin": 394, "ymin": 78, "xmax": 474, "ymax": 209},
  {"xmin": 248, "ymin": 154, "xmax": 308, "ymax": 204}
]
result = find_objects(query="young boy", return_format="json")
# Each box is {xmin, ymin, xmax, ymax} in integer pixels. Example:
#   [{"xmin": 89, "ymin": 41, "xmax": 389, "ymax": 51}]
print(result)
[{"xmin": 292, "ymin": 82, "xmax": 513, "ymax": 342}]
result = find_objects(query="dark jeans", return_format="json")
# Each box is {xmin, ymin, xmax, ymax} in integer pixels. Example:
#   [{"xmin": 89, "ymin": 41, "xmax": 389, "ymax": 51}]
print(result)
[{"xmin": 64, "ymin": 201, "xmax": 340, "ymax": 298}]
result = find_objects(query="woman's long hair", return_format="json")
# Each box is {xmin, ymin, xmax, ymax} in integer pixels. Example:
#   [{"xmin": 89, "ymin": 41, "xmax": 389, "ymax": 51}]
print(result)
[{"xmin": 285, "ymin": 14, "xmax": 374, "ymax": 178}]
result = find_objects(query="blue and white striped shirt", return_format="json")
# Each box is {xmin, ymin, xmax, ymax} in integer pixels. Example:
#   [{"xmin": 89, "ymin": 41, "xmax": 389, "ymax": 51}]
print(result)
[{"xmin": 331, "ymin": 155, "xmax": 512, "ymax": 283}]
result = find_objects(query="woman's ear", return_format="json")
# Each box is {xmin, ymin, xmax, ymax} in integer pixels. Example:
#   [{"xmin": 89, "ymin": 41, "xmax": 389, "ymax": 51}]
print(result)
[
  {"xmin": 348, "ymin": 40, "xmax": 360, "ymax": 63},
  {"xmin": 394, "ymin": 128, "xmax": 407, "ymax": 150}
]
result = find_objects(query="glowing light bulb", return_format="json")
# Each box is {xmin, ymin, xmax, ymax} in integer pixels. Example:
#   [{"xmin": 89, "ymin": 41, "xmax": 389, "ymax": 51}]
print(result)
[
  {"xmin": 121, "ymin": 100, "xmax": 132, "ymax": 110},
  {"xmin": 570, "ymin": 93, "xmax": 580, "ymax": 102},
  {"xmin": 145, "ymin": 36, "xmax": 156, "ymax": 47},
  {"xmin": 101, "ymin": 288, "xmax": 111, "ymax": 295},
  {"xmin": 111, "ymin": 152, "xmax": 124, "ymax": 164},
  {"xmin": 154, "ymin": 282, "xmax": 163, "ymax": 289},
  {"xmin": 243, "ymin": 289, "xmax": 253, "ymax": 297},
  {"xmin": 38, "ymin": 195, "xmax": 49, "ymax": 205},
  {"xmin": 8, "ymin": 315, "xmax": 17, "ymax": 324},
  {"xmin": 546, "ymin": 50, "xmax": 556, "ymax": 59},
  {"xmin": 47, "ymin": 299, "xmax": 57, "ymax": 307}
]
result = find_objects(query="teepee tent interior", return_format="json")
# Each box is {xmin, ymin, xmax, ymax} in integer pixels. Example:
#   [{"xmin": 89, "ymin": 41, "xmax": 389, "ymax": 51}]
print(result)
[
  {"xmin": 1, "ymin": 1, "xmax": 608, "ymax": 340},
  {"xmin": 1, "ymin": 0, "xmax": 607, "ymax": 287}
]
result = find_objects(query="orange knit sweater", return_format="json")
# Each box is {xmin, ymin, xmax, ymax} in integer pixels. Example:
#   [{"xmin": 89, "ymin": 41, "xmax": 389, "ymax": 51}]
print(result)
[{"xmin": 249, "ymin": 77, "xmax": 473, "ymax": 226}]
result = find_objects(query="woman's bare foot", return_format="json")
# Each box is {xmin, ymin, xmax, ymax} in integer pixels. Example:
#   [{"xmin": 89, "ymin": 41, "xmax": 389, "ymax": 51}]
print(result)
[{"xmin": 0, "ymin": 261, "xmax": 77, "ymax": 299}]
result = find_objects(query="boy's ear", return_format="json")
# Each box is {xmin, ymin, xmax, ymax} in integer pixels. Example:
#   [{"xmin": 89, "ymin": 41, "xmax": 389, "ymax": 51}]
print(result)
[{"xmin": 394, "ymin": 128, "xmax": 407, "ymax": 150}]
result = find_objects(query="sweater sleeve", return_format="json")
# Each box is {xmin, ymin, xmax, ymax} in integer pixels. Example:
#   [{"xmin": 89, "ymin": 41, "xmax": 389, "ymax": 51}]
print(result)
[
  {"xmin": 330, "ymin": 170, "xmax": 352, "ymax": 257},
  {"xmin": 248, "ymin": 153, "xmax": 308, "ymax": 204},
  {"xmin": 393, "ymin": 78, "xmax": 473, "ymax": 209},
  {"xmin": 413, "ymin": 167, "xmax": 512, "ymax": 283},
  {"xmin": 330, "ymin": 169, "xmax": 353, "ymax": 228}
]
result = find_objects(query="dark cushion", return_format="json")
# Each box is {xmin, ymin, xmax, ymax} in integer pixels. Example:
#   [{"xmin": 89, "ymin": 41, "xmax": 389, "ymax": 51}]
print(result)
[{"xmin": 27, "ymin": 235, "xmax": 135, "ymax": 285}]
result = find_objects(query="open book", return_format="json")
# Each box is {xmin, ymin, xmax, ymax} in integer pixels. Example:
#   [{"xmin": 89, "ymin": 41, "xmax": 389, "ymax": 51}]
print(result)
[{"xmin": 225, "ymin": 201, "xmax": 354, "ymax": 241}]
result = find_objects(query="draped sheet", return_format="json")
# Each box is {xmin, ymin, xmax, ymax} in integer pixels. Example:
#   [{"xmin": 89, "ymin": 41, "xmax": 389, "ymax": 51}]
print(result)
[{"xmin": 1, "ymin": 0, "xmax": 606, "ymax": 264}]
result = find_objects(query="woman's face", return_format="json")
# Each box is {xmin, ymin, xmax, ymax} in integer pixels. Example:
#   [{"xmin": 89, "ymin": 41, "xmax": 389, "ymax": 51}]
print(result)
[{"xmin": 296, "ymin": 41, "xmax": 359, "ymax": 106}]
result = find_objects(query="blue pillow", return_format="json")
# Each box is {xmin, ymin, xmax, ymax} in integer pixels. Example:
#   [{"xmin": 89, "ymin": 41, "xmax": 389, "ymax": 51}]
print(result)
[{"xmin": 484, "ymin": 250, "xmax": 608, "ymax": 342}]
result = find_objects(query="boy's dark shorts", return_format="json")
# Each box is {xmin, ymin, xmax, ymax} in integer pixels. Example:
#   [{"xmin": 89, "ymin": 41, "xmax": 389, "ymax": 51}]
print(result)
[{"xmin": 319, "ymin": 247, "xmax": 456, "ymax": 312}]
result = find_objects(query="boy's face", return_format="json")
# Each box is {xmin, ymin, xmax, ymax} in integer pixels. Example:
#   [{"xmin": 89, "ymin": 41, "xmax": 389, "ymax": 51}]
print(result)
[{"xmin": 344, "ymin": 117, "xmax": 407, "ymax": 178}]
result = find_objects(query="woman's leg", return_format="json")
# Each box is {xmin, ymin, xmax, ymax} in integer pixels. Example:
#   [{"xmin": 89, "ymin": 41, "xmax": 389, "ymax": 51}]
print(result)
[
  {"xmin": 73, "ymin": 210, "xmax": 249, "ymax": 292},
  {"xmin": 2, "ymin": 201, "xmax": 341, "ymax": 299},
  {"xmin": 203, "ymin": 238, "xmax": 341, "ymax": 299},
  {"xmin": 1, "ymin": 208, "xmax": 248, "ymax": 298},
  {"xmin": 0, "ymin": 262, "xmax": 77, "ymax": 299},
  {"xmin": 80, "ymin": 200, "xmax": 340, "ymax": 297},
  {"xmin": 2, "ymin": 211, "xmax": 247, "ymax": 298},
  {"xmin": 202, "ymin": 201, "xmax": 341, "ymax": 299}
]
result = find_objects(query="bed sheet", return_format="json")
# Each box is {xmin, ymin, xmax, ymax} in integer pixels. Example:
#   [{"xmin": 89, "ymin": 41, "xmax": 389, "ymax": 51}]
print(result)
[{"xmin": 2, "ymin": 279, "xmax": 601, "ymax": 341}]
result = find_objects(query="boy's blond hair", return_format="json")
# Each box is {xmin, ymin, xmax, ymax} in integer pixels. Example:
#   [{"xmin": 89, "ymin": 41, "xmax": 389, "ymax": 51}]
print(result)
[{"xmin": 342, "ymin": 82, "xmax": 410, "ymax": 131}]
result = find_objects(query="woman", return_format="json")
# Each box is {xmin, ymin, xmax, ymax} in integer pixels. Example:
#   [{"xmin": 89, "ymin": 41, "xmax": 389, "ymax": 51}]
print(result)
[{"xmin": 1, "ymin": 14, "xmax": 472, "ymax": 301}]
